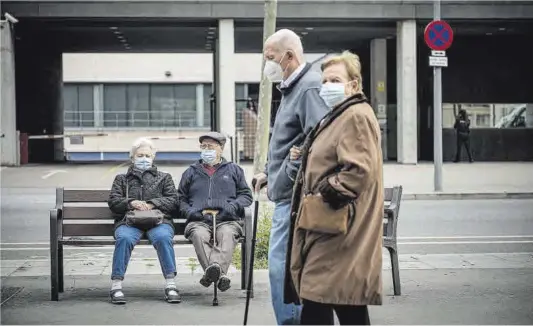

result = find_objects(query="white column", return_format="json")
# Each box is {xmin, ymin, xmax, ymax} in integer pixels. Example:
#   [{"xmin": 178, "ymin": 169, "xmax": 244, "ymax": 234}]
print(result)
[
  {"xmin": 526, "ymin": 104, "xmax": 533, "ymax": 128},
  {"xmin": 196, "ymin": 84, "xmax": 205, "ymax": 128},
  {"xmin": 216, "ymin": 19, "xmax": 236, "ymax": 159},
  {"xmin": 94, "ymin": 84, "xmax": 104, "ymax": 128},
  {"xmin": 0, "ymin": 21, "xmax": 18, "ymax": 166},
  {"xmin": 370, "ymin": 38, "xmax": 388, "ymax": 160},
  {"xmin": 396, "ymin": 20, "xmax": 418, "ymax": 164}
]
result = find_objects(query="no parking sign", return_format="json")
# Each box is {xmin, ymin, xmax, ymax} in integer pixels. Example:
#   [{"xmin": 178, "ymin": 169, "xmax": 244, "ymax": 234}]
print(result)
[{"xmin": 424, "ymin": 20, "xmax": 453, "ymax": 67}]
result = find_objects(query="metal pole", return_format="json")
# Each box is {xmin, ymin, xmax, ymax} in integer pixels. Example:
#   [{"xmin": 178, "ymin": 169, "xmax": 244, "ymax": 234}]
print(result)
[
  {"xmin": 252, "ymin": 0, "xmax": 278, "ymax": 174},
  {"xmin": 433, "ymin": 0, "xmax": 443, "ymax": 192}
]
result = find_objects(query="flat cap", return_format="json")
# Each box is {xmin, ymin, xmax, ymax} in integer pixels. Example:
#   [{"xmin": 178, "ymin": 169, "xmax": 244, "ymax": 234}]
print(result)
[{"xmin": 199, "ymin": 131, "xmax": 226, "ymax": 147}]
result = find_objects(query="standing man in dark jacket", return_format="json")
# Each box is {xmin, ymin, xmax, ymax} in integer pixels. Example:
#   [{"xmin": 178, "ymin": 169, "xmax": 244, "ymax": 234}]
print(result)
[
  {"xmin": 251, "ymin": 29, "xmax": 329, "ymax": 325},
  {"xmin": 178, "ymin": 132, "xmax": 253, "ymax": 292},
  {"xmin": 453, "ymin": 108, "xmax": 474, "ymax": 162}
]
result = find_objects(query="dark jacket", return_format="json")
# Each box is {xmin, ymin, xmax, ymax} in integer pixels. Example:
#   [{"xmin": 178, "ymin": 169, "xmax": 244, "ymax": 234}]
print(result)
[
  {"xmin": 108, "ymin": 165, "xmax": 179, "ymax": 230},
  {"xmin": 177, "ymin": 159, "xmax": 253, "ymax": 224}
]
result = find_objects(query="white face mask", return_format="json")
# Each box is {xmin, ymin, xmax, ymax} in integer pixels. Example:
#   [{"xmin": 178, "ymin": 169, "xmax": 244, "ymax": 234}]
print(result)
[
  {"xmin": 319, "ymin": 82, "xmax": 347, "ymax": 108},
  {"xmin": 263, "ymin": 52, "xmax": 287, "ymax": 83}
]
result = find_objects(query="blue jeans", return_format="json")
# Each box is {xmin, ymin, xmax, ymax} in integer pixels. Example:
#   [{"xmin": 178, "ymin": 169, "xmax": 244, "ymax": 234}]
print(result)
[
  {"xmin": 111, "ymin": 224, "xmax": 176, "ymax": 280},
  {"xmin": 268, "ymin": 201, "xmax": 302, "ymax": 325}
]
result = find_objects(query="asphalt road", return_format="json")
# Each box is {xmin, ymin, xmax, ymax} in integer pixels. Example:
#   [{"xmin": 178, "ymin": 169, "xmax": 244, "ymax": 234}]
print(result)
[{"xmin": 1, "ymin": 187, "xmax": 532, "ymax": 261}]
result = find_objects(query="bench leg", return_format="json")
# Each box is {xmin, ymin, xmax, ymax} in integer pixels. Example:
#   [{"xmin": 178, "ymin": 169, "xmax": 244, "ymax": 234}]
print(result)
[
  {"xmin": 240, "ymin": 241, "xmax": 246, "ymax": 290},
  {"xmin": 387, "ymin": 246, "xmax": 401, "ymax": 296},
  {"xmin": 50, "ymin": 210, "xmax": 59, "ymax": 301},
  {"xmin": 58, "ymin": 244, "xmax": 64, "ymax": 293}
]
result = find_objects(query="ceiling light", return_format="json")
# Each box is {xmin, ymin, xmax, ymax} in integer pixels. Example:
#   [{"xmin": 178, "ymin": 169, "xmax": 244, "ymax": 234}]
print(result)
[
  {"xmin": 117, "ymin": 35, "xmax": 124, "ymax": 39},
  {"xmin": 207, "ymin": 35, "xmax": 214, "ymax": 40},
  {"xmin": 305, "ymin": 27, "xmax": 314, "ymax": 30},
  {"xmin": 486, "ymin": 32, "xmax": 493, "ymax": 35},
  {"xmin": 208, "ymin": 30, "xmax": 215, "ymax": 35},
  {"xmin": 114, "ymin": 30, "xmax": 122, "ymax": 35},
  {"xmin": 498, "ymin": 27, "xmax": 506, "ymax": 31},
  {"xmin": 301, "ymin": 31, "xmax": 308, "ymax": 35},
  {"xmin": 208, "ymin": 27, "xmax": 216, "ymax": 31},
  {"xmin": 110, "ymin": 27, "xmax": 118, "ymax": 30},
  {"xmin": 120, "ymin": 38, "xmax": 127, "ymax": 43}
]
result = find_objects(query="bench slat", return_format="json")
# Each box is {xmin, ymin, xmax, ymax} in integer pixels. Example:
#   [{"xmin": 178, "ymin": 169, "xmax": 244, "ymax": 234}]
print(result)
[
  {"xmin": 61, "ymin": 238, "xmax": 192, "ymax": 246},
  {"xmin": 63, "ymin": 223, "xmax": 187, "ymax": 237},
  {"xmin": 64, "ymin": 190, "xmax": 109, "ymax": 203},
  {"xmin": 63, "ymin": 206, "xmax": 114, "ymax": 219},
  {"xmin": 63, "ymin": 224, "xmax": 114, "ymax": 236}
]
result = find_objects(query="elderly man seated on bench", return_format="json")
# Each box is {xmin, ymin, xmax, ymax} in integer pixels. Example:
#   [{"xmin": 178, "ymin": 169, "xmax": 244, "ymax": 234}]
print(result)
[{"xmin": 178, "ymin": 132, "xmax": 253, "ymax": 292}]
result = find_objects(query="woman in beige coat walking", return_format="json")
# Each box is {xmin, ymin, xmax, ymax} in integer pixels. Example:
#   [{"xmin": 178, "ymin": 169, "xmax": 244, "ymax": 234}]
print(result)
[{"xmin": 284, "ymin": 51, "xmax": 384, "ymax": 325}]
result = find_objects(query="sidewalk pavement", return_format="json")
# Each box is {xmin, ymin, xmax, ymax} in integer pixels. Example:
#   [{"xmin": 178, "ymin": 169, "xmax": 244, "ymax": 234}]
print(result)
[
  {"xmin": 2, "ymin": 266, "xmax": 533, "ymax": 324},
  {"xmin": 2, "ymin": 253, "xmax": 533, "ymax": 278}
]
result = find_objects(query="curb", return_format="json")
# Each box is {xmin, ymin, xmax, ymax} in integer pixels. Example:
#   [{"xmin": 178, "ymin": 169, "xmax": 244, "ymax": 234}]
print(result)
[
  {"xmin": 257, "ymin": 192, "xmax": 533, "ymax": 201},
  {"xmin": 402, "ymin": 192, "xmax": 533, "ymax": 200}
]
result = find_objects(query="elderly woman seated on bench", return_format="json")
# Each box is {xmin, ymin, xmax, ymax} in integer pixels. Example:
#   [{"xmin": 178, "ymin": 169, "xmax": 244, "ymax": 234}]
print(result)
[
  {"xmin": 178, "ymin": 132, "xmax": 253, "ymax": 292},
  {"xmin": 107, "ymin": 137, "xmax": 180, "ymax": 305}
]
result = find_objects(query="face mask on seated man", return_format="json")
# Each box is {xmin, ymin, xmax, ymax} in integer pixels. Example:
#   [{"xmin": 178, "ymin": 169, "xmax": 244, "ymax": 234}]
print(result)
[{"xmin": 200, "ymin": 139, "xmax": 222, "ymax": 166}]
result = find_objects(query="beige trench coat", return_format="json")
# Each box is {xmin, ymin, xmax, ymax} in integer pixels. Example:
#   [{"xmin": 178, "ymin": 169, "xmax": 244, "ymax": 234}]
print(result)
[{"xmin": 284, "ymin": 94, "xmax": 384, "ymax": 306}]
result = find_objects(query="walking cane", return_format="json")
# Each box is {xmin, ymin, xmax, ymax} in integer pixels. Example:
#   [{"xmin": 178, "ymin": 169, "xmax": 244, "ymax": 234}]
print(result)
[
  {"xmin": 203, "ymin": 209, "xmax": 220, "ymax": 306},
  {"xmin": 243, "ymin": 192, "xmax": 260, "ymax": 325}
]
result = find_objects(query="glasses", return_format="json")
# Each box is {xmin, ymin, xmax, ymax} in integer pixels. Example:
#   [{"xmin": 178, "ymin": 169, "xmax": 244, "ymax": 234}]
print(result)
[{"xmin": 200, "ymin": 144, "xmax": 219, "ymax": 150}]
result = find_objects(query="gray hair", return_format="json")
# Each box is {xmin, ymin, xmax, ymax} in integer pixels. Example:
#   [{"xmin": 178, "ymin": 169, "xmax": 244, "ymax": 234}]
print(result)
[
  {"xmin": 130, "ymin": 137, "xmax": 156, "ymax": 158},
  {"xmin": 265, "ymin": 29, "xmax": 305, "ymax": 62}
]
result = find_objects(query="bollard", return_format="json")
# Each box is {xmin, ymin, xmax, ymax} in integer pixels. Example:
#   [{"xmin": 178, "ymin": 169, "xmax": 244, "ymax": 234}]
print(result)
[{"xmin": 19, "ymin": 132, "xmax": 29, "ymax": 165}]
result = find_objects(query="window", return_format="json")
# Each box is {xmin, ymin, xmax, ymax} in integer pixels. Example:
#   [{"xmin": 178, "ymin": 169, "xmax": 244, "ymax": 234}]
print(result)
[
  {"xmin": 103, "ymin": 85, "xmax": 128, "ymax": 127},
  {"xmin": 101, "ymin": 83, "xmax": 199, "ymax": 128},
  {"xmin": 475, "ymin": 113, "xmax": 491, "ymax": 127},
  {"xmin": 63, "ymin": 84, "xmax": 94, "ymax": 127}
]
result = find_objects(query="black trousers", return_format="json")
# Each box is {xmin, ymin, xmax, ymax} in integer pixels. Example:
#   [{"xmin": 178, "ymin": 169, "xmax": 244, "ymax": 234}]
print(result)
[
  {"xmin": 455, "ymin": 134, "xmax": 473, "ymax": 162},
  {"xmin": 300, "ymin": 299, "xmax": 371, "ymax": 325}
]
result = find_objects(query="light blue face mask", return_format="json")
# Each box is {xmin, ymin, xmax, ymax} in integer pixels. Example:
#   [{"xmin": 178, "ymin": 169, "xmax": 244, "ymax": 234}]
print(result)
[
  {"xmin": 133, "ymin": 157, "xmax": 153, "ymax": 171},
  {"xmin": 319, "ymin": 82, "xmax": 347, "ymax": 108},
  {"xmin": 201, "ymin": 149, "xmax": 218, "ymax": 165}
]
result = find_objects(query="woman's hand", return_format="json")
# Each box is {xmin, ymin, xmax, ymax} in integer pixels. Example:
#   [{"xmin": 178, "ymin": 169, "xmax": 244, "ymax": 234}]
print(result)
[
  {"xmin": 289, "ymin": 146, "xmax": 302, "ymax": 161},
  {"xmin": 130, "ymin": 200, "xmax": 153, "ymax": 211}
]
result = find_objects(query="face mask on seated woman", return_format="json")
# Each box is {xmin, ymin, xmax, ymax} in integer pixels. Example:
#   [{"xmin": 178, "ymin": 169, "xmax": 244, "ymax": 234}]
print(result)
[{"xmin": 134, "ymin": 157, "xmax": 153, "ymax": 170}]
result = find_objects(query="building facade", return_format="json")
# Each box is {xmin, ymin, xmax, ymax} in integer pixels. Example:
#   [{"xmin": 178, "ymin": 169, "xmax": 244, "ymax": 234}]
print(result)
[{"xmin": 1, "ymin": 0, "xmax": 533, "ymax": 164}]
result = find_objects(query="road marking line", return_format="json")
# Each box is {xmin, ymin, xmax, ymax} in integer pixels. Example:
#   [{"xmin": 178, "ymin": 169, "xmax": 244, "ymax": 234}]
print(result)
[
  {"xmin": 2, "ymin": 241, "xmax": 533, "ymax": 251},
  {"xmin": 400, "ymin": 235, "xmax": 533, "ymax": 240},
  {"xmin": 4, "ymin": 236, "xmax": 533, "ymax": 246},
  {"xmin": 41, "ymin": 170, "xmax": 67, "ymax": 179},
  {"xmin": 400, "ymin": 240, "xmax": 533, "ymax": 245},
  {"xmin": 0, "ymin": 244, "xmax": 194, "ymax": 251}
]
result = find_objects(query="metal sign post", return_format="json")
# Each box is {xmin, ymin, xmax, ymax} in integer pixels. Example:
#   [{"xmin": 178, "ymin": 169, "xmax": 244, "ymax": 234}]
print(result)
[{"xmin": 424, "ymin": 0, "xmax": 453, "ymax": 192}]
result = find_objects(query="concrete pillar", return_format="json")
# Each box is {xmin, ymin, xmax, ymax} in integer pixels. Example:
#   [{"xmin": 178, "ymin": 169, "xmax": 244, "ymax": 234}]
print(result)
[
  {"xmin": 526, "ymin": 104, "xmax": 533, "ymax": 128},
  {"xmin": 396, "ymin": 20, "xmax": 418, "ymax": 164},
  {"xmin": 0, "ymin": 21, "xmax": 19, "ymax": 166},
  {"xmin": 370, "ymin": 38, "xmax": 388, "ymax": 160},
  {"xmin": 49, "ymin": 52, "xmax": 64, "ymax": 161},
  {"xmin": 216, "ymin": 19, "xmax": 236, "ymax": 159}
]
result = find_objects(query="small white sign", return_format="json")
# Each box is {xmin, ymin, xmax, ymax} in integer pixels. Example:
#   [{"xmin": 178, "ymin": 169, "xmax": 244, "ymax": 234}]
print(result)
[
  {"xmin": 431, "ymin": 50, "xmax": 446, "ymax": 57},
  {"xmin": 429, "ymin": 56, "xmax": 448, "ymax": 67}
]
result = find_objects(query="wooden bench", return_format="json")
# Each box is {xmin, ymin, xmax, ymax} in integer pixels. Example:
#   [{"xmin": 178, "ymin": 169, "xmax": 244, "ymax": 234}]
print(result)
[
  {"xmin": 383, "ymin": 185, "xmax": 403, "ymax": 296},
  {"xmin": 49, "ymin": 188, "xmax": 254, "ymax": 304}
]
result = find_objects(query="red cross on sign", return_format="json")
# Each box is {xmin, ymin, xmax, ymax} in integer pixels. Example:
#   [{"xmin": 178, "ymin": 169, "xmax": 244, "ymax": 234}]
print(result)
[{"xmin": 424, "ymin": 20, "xmax": 454, "ymax": 51}]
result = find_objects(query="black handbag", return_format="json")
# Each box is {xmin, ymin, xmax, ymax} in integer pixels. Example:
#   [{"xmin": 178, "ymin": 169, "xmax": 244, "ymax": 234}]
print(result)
[{"xmin": 124, "ymin": 181, "xmax": 164, "ymax": 231}]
